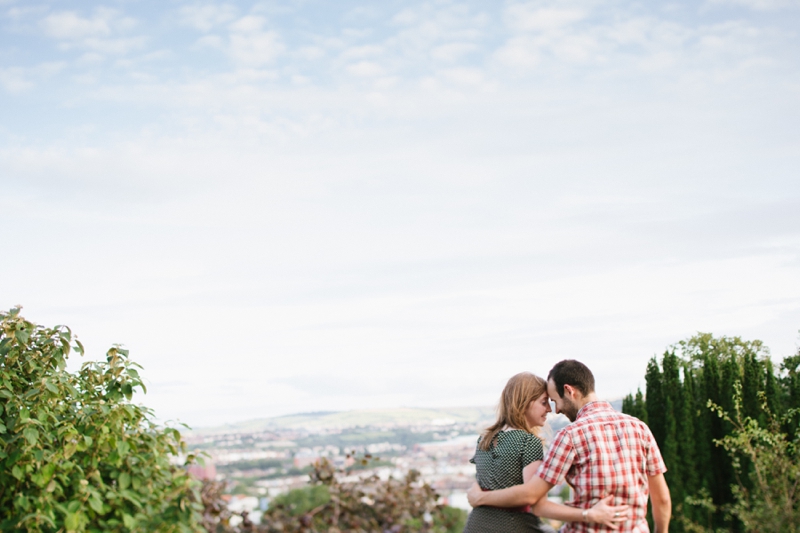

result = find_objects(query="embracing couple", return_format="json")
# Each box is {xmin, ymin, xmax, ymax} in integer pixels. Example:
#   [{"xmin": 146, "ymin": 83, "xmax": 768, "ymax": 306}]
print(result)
[{"xmin": 464, "ymin": 359, "xmax": 671, "ymax": 533}]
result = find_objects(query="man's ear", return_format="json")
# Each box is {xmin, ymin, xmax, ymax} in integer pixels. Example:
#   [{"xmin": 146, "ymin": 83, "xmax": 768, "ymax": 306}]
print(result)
[{"xmin": 563, "ymin": 383, "xmax": 578, "ymax": 399}]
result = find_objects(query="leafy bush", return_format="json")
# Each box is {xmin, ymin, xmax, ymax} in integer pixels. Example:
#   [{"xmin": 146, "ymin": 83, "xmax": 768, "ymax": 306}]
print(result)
[
  {"xmin": 679, "ymin": 383, "xmax": 800, "ymax": 532},
  {"xmin": 269, "ymin": 485, "xmax": 331, "ymax": 516},
  {"xmin": 0, "ymin": 308, "xmax": 203, "ymax": 532},
  {"xmin": 260, "ymin": 456, "xmax": 463, "ymax": 533}
]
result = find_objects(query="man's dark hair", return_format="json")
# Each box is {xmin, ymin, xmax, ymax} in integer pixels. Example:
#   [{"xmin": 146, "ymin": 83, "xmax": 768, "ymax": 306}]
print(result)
[{"xmin": 547, "ymin": 359, "xmax": 595, "ymax": 397}]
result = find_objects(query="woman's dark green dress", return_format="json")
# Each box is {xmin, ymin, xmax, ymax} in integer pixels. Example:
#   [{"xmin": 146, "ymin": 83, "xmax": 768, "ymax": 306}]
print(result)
[{"xmin": 463, "ymin": 430, "xmax": 557, "ymax": 533}]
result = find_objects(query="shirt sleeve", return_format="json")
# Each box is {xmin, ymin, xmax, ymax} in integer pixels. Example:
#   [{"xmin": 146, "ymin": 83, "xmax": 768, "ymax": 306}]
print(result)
[
  {"xmin": 643, "ymin": 425, "xmax": 667, "ymax": 476},
  {"xmin": 521, "ymin": 433, "xmax": 544, "ymax": 466},
  {"xmin": 536, "ymin": 428, "xmax": 575, "ymax": 486}
]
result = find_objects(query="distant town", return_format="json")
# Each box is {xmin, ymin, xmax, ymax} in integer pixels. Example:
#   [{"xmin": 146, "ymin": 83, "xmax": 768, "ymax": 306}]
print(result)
[{"xmin": 182, "ymin": 405, "xmax": 596, "ymax": 523}]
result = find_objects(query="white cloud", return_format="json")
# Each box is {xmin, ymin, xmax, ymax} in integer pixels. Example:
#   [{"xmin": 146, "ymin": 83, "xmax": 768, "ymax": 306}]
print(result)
[
  {"xmin": 178, "ymin": 3, "xmax": 237, "ymax": 31},
  {"xmin": 346, "ymin": 60, "xmax": 384, "ymax": 77},
  {"xmin": 439, "ymin": 67, "xmax": 485, "ymax": 86},
  {"xmin": 708, "ymin": 0, "xmax": 800, "ymax": 9},
  {"xmin": 229, "ymin": 14, "xmax": 266, "ymax": 33},
  {"xmin": 0, "ymin": 62, "xmax": 65, "ymax": 93},
  {"xmin": 38, "ymin": 8, "xmax": 145, "ymax": 59},
  {"xmin": 78, "ymin": 36, "xmax": 147, "ymax": 55},
  {"xmin": 341, "ymin": 44, "xmax": 384, "ymax": 60},
  {"xmin": 506, "ymin": 5, "xmax": 587, "ymax": 32},
  {"xmin": 228, "ymin": 31, "xmax": 283, "ymax": 65},
  {"xmin": 494, "ymin": 36, "xmax": 541, "ymax": 68},
  {"xmin": 295, "ymin": 46, "xmax": 326, "ymax": 61},
  {"xmin": 431, "ymin": 42, "xmax": 476, "ymax": 62},
  {"xmin": 0, "ymin": 68, "xmax": 33, "ymax": 92},
  {"xmin": 41, "ymin": 9, "xmax": 114, "ymax": 39},
  {"xmin": 225, "ymin": 16, "xmax": 284, "ymax": 66}
]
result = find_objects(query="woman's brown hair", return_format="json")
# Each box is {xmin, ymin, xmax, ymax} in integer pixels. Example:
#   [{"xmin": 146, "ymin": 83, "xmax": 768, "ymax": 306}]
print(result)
[{"xmin": 478, "ymin": 372, "xmax": 547, "ymax": 451}]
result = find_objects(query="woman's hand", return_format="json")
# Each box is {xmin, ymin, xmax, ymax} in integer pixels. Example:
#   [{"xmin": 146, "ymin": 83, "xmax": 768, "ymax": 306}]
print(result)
[
  {"xmin": 587, "ymin": 495, "xmax": 630, "ymax": 529},
  {"xmin": 466, "ymin": 482, "xmax": 484, "ymax": 507}
]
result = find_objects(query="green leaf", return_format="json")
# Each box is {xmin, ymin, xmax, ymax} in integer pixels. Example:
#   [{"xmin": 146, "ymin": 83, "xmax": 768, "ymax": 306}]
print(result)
[
  {"xmin": 44, "ymin": 381, "xmax": 59, "ymax": 394},
  {"xmin": 23, "ymin": 428, "xmax": 38, "ymax": 446},
  {"xmin": 88, "ymin": 495, "xmax": 103, "ymax": 514},
  {"xmin": 119, "ymin": 472, "xmax": 131, "ymax": 490},
  {"xmin": 122, "ymin": 513, "xmax": 137, "ymax": 528},
  {"xmin": 12, "ymin": 465, "xmax": 23, "ymax": 480},
  {"xmin": 64, "ymin": 511, "xmax": 80, "ymax": 531},
  {"xmin": 40, "ymin": 463, "xmax": 57, "ymax": 485},
  {"xmin": 74, "ymin": 339, "xmax": 84, "ymax": 355},
  {"xmin": 117, "ymin": 440, "xmax": 130, "ymax": 457},
  {"xmin": 126, "ymin": 368, "xmax": 139, "ymax": 379},
  {"xmin": 15, "ymin": 328, "xmax": 30, "ymax": 345}
]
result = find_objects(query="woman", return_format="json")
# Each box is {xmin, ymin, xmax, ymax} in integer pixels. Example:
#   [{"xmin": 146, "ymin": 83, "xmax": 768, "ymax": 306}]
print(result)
[{"xmin": 463, "ymin": 372, "xmax": 627, "ymax": 532}]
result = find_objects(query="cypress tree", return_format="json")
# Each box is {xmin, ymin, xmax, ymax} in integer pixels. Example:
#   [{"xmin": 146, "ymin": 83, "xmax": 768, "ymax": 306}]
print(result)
[
  {"xmin": 677, "ymin": 364, "xmax": 699, "ymax": 509},
  {"xmin": 782, "ymin": 353, "xmax": 800, "ymax": 410},
  {"xmin": 781, "ymin": 353, "xmax": 800, "ymax": 437},
  {"xmin": 741, "ymin": 352, "xmax": 762, "ymax": 423},
  {"xmin": 634, "ymin": 388, "xmax": 647, "ymax": 424},
  {"xmin": 661, "ymin": 350, "xmax": 682, "ymax": 506},
  {"xmin": 622, "ymin": 393, "xmax": 634, "ymax": 416},
  {"xmin": 701, "ymin": 349, "xmax": 729, "ymax": 519},
  {"xmin": 763, "ymin": 358, "xmax": 782, "ymax": 416},
  {"xmin": 645, "ymin": 356, "xmax": 666, "ymax": 448}
]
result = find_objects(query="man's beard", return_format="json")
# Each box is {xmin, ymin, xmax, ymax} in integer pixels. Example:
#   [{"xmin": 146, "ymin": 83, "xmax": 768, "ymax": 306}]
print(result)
[{"xmin": 562, "ymin": 396, "xmax": 579, "ymax": 422}]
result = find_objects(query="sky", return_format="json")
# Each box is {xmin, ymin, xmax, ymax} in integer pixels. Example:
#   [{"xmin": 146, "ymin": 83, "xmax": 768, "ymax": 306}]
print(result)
[{"xmin": 1, "ymin": 0, "xmax": 799, "ymax": 428}]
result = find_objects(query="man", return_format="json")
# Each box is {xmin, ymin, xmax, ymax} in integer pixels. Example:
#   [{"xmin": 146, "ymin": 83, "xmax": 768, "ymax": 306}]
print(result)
[{"xmin": 467, "ymin": 360, "xmax": 671, "ymax": 532}]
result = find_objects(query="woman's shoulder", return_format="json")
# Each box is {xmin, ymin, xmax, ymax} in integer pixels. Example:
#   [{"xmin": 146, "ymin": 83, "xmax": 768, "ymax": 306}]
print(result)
[{"xmin": 502, "ymin": 429, "xmax": 544, "ymax": 449}]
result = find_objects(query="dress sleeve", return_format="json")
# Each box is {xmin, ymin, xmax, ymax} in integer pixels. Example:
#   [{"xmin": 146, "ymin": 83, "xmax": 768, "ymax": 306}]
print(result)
[
  {"xmin": 536, "ymin": 428, "xmax": 575, "ymax": 486},
  {"xmin": 469, "ymin": 436, "xmax": 481, "ymax": 465},
  {"xmin": 521, "ymin": 433, "xmax": 544, "ymax": 466}
]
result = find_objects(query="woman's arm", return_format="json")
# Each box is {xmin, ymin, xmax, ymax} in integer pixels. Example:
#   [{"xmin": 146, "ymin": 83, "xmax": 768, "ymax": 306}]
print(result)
[
  {"xmin": 522, "ymin": 460, "xmax": 541, "ymax": 483},
  {"xmin": 533, "ymin": 495, "xmax": 630, "ymax": 529}
]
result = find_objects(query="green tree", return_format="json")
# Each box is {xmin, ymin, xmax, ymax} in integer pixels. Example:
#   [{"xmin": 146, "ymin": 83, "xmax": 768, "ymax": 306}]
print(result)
[
  {"xmin": 661, "ymin": 351, "xmax": 682, "ymax": 506},
  {"xmin": 0, "ymin": 308, "xmax": 202, "ymax": 532},
  {"xmin": 645, "ymin": 357, "xmax": 666, "ymax": 447}
]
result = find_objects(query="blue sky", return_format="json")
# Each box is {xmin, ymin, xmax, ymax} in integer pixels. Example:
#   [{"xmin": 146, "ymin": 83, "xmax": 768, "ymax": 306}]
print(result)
[{"xmin": 2, "ymin": 0, "xmax": 800, "ymax": 427}]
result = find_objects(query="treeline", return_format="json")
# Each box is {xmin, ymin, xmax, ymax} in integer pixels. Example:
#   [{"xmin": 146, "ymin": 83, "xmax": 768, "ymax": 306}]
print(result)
[{"xmin": 622, "ymin": 333, "xmax": 800, "ymax": 531}]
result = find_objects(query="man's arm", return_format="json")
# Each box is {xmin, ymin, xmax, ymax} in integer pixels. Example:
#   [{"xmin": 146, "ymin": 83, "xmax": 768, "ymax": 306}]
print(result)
[
  {"xmin": 648, "ymin": 473, "xmax": 671, "ymax": 533},
  {"xmin": 466, "ymin": 476, "xmax": 552, "ymax": 508}
]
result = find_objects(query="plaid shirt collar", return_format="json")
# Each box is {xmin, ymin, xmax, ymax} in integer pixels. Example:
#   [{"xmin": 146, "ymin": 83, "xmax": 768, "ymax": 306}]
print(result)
[{"xmin": 574, "ymin": 400, "xmax": 613, "ymax": 420}]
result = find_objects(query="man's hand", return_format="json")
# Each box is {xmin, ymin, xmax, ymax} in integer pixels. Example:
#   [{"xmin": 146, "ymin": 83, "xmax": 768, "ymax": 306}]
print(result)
[{"xmin": 466, "ymin": 482, "xmax": 484, "ymax": 508}]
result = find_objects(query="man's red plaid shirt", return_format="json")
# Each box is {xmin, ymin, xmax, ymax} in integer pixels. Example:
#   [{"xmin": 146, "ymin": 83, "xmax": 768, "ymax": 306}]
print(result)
[{"xmin": 536, "ymin": 401, "xmax": 667, "ymax": 533}]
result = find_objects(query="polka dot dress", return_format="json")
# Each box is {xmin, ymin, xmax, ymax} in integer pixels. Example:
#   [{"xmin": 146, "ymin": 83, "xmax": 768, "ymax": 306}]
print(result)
[{"xmin": 463, "ymin": 430, "xmax": 557, "ymax": 533}]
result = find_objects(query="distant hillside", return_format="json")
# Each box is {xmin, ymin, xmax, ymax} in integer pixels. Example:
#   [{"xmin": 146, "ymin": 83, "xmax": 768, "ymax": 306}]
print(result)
[
  {"xmin": 189, "ymin": 406, "xmax": 497, "ymax": 435},
  {"xmin": 189, "ymin": 399, "xmax": 625, "ymax": 436}
]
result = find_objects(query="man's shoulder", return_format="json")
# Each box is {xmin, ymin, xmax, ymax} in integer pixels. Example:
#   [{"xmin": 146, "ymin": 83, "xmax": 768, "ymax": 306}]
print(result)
[{"xmin": 576, "ymin": 404, "xmax": 651, "ymax": 432}]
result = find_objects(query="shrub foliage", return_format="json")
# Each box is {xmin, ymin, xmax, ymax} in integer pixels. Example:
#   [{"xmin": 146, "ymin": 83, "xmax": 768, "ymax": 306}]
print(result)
[{"xmin": 0, "ymin": 308, "xmax": 203, "ymax": 532}]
